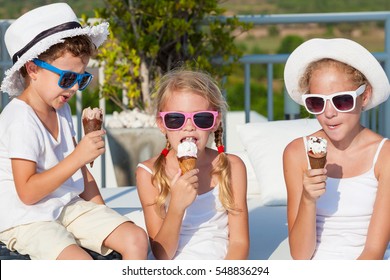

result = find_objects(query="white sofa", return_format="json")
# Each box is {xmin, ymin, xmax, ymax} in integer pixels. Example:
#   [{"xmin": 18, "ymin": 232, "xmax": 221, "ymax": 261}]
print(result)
[{"xmin": 101, "ymin": 118, "xmax": 321, "ymax": 260}]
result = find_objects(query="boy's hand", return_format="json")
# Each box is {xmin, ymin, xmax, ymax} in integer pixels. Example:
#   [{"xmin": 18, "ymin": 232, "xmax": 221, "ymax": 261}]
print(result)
[{"xmin": 74, "ymin": 129, "xmax": 106, "ymax": 167}]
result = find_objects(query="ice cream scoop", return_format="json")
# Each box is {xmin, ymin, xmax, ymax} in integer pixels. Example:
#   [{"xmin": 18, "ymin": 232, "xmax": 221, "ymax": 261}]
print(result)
[
  {"xmin": 82, "ymin": 107, "xmax": 103, "ymax": 167},
  {"xmin": 177, "ymin": 138, "xmax": 197, "ymax": 174},
  {"xmin": 307, "ymin": 136, "xmax": 327, "ymax": 169}
]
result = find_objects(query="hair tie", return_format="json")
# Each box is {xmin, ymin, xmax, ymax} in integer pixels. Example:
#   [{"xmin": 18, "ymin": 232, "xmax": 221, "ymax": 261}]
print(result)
[
  {"xmin": 217, "ymin": 145, "xmax": 225, "ymax": 154},
  {"xmin": 161, "ymin": 148, "xmax": 169, "ymax": 157}
]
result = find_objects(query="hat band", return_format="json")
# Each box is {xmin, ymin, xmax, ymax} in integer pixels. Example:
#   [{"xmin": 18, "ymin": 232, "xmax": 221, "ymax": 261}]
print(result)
[{"xmin": 12, "ymin": 21, "xmax": 82, "ymax": 64}]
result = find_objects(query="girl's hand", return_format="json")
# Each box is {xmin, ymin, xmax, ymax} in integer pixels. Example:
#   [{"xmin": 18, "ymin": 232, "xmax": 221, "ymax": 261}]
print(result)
[
  {"xmin": 169, "ymin": 169, "xmax": 199, "ymax": 212},
  {"xmin": 302, "ymin": 168, "xmax": 327, "ymax": 201},
  {"xmin": 74, "ymin": 130, "xmax": 106, "ymax": 166}
]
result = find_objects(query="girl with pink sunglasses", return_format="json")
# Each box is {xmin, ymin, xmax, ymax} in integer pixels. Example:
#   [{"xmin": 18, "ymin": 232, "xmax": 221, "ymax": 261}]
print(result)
[
  {"xmin": 136, "ymin": 69, "xmax": 249, "ymax": 259},
  {"xmin": 283, "ymin": 38, "xmax": 390, "ymax": 260}
]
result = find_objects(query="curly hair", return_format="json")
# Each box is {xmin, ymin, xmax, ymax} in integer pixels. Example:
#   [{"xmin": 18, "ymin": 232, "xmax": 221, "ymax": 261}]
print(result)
[{"xmin": 20, "ymin": 35, "xmax": 96, "ymax": 77}]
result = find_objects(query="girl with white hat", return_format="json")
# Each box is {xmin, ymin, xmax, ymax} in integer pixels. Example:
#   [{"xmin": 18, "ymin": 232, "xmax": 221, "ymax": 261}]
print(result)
[
  {"xmin": 283, "ymin": 38, "xmax": 390, "ymax": 259},
  {"xmin": 0, "ymin": 3, "xmax": 148, "ymax": 259}
]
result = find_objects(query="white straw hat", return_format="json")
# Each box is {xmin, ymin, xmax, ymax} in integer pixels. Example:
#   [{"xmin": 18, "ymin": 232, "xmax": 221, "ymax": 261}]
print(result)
[
  {"xmin": 284, "ymin": 38, "xmax": 390, "ymax": 111},
  {"xmin": 1, "ymin": 2, "xmax": 109, "ymax": 97}
]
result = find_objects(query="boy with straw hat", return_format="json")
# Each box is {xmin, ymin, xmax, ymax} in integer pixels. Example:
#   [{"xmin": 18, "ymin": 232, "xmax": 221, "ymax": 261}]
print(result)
[{"xmin": 0, "ymin": 3, "xmax": 147, "ymax": 260}]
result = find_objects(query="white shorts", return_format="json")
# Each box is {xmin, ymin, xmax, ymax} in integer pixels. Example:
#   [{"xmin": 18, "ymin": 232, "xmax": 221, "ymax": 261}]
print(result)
[{"xmin": 0, "ymin": 198, "xmax": 130, "ymax": 260}]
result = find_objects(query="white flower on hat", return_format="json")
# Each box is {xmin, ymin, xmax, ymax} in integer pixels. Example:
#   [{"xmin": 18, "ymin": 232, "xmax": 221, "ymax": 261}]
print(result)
[{"xmin": 0, "ymin": 3, "xmax": 109, "ymax": 97}]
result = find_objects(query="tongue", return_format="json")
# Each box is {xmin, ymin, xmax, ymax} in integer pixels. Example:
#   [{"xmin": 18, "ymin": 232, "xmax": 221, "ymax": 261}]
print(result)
[{"xmin": 183, "ymin": 137, "xmax": 195, "ymax": 143}]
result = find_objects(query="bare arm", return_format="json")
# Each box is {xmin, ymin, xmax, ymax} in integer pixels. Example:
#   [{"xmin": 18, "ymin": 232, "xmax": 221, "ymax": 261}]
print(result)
[
  {"xmin": 224, "ymin": 154, "xmax": 249, "ymax": 260},
  {"xmin": 74, "ymin": 136, "xmax": 104, "ymax": 204},
  {"xmin": 12, "ymin": 130, "xmax": 105, "ymax": 205},
  {"xmin": 79, "ymin": 165, "xmax": 104, "ymax": 204},
  {"xmin": 283, "ymin": 138, "xmax": 327, "ymax": 259},
  {"xmin": 358, "ymin": 140, "xmax": 390, "ymax": 259},
  {"xmin": 136, "ymin": 162, "xmax": 198, "ymax": 259}
]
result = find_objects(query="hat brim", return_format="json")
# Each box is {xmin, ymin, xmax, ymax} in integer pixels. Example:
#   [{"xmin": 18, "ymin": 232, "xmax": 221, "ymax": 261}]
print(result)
[
  {"xmin": 1, "ymin": 22, "xmax": 109, "ymax": 97},
  {"xmin": 284, "ymin": 38, "xmax": 390, "ymax": 111}
]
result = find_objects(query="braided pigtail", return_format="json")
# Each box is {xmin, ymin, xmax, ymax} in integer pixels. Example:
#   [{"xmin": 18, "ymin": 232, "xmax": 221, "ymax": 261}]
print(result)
[
  {"xmin": 152, "ymin": 140, "xmax": 171, "ymax": 217},
  {"xmin": 151, "ymin": 68, "xmax": 232, "ymax": 213},
  {"xmin": 212, "ymin": 124, "xmax": 236, "ymax": 212}
]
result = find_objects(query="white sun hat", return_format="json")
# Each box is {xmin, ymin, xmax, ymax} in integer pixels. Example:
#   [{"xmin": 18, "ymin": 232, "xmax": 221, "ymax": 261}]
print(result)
[
  {"xmin": 284, "ymin": 38, "xmax": 390, "ymax": 111},
  {"xmin": 1, "ymin": 2, "xmax": 109, "ymax": 97}
]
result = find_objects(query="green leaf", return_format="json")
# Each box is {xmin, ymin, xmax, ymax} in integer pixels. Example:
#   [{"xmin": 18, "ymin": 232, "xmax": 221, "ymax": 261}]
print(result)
[{"xmin": 93, "ymin": 0, "xmax": 252, "ymax": 113}]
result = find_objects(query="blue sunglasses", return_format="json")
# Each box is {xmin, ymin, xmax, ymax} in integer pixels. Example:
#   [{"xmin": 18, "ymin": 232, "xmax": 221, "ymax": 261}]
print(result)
[{"xmin": 33, "ymin": 59, "xmax": 93, "ymax": 90}]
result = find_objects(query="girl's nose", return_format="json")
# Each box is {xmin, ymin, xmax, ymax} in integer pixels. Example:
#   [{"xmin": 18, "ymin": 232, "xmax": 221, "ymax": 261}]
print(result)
[
  {"xmin": 323, "ymin": 100, "xmax": 337, "ymax": 118},
  {"xmin": 183, "ymin": 117, "xmax": 195, "ymax": 131}
]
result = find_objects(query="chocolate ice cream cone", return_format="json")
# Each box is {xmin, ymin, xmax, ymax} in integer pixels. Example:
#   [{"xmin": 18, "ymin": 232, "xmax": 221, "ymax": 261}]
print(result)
[
  {"xmin": 82, "ymin": 118, "xmax": 103, "ymax": 135},
  {"xmin": 306, "ymin": 136, "xmax": 327, "ymax": 170},
  {"xmin": 308, "ymin": 153, "xmax": 327, "ymax": 169},
  {"xmin": 82, "ymin": 107, "xmax": 103, "ymax": 167}
]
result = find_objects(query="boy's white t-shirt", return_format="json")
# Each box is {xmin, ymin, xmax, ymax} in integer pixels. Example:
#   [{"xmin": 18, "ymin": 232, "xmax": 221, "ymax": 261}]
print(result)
[{"xmin": 0, "ymin": 98, "xmax": 84, "ymax": 232}]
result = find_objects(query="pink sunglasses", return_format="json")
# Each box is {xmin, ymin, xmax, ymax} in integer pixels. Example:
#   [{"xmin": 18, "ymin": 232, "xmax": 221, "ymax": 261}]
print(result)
[{"xmin": 159, "ymin": 111, "xmax": 218, "ymax": 130}]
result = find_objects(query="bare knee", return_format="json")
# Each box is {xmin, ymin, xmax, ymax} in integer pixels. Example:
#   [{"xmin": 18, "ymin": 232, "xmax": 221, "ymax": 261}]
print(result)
[
  {"xmin": 106, "ymin": 222, "xmax": 148, "ymax": 259},
  {"xmin": 122, "ymin": 224, "xmax": 149, "ymax": 259},
  {"xmin": 57, "ymin": 244, "xmax": 92, "ymax": 260}
]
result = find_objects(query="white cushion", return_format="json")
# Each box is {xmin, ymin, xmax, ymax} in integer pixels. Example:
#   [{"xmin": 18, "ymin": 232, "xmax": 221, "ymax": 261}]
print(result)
[{"xmin": 237, "ymin": 118, "xmax": 321, "ymax": 206}]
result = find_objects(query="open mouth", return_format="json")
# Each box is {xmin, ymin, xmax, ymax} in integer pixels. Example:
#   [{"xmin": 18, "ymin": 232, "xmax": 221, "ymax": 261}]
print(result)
[
  {"xmin": 181, "ymin": 137, "xmax": 197, "ymax": 143},
  {"xmin": 61, "ymin": 95, "xmax": 70, "ymax": 102},
  {"xmin": 328, "ymin": 124, "xmax": 339, "ymax": 129}
]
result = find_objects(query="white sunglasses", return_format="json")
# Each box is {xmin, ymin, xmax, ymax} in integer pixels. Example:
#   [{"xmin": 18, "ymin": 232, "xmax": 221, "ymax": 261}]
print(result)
[{"xmin": 301, "ymin": 84, "xmax": 366, "ymax": 114}]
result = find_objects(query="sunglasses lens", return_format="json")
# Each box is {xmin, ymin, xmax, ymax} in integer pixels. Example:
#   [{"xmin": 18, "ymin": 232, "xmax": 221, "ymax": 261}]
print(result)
[
  {"xmin": 332, "ymin": 94, "xmax": 354, "ymax": 111},
  {"xmin": 164, "ymin": 113, "xmax": 185, "ymax": 129},
  {"xmin": 305, "ymin": 96, "xmax": 325, "ymax": 113},
  {"xmin": 79, "ymin": 75, "xmax": 92, "ymax": 90},
  {"xmin": 193, "ymin": 112, "xmax": 215, "ymax": 129},
  {"xmin": 59, "ymin": 72, "xmax": 77, "ymax": 88}
]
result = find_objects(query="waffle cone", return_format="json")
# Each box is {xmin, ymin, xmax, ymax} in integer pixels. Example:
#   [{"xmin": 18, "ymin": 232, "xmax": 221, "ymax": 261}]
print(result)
[
  {"xmin": 308, "ymin": 153, "xmax": 327, "ymax": 169},
  {"xmin": 178, "ymin": 156, "xmax": 197, "ymax": 174},
  {"xmin": 82, "ymin": 118, "xmax": 103, "ymax": 168}
]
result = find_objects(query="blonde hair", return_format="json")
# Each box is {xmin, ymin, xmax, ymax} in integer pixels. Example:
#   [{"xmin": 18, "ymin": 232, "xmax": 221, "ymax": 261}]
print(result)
[
  {"xmin": 151, "ymin": 69, "xmax": 236, "ymax": 215},
  {"xmin": 299, "ymin": 58, "xmax": 368, "ymax": 93}
]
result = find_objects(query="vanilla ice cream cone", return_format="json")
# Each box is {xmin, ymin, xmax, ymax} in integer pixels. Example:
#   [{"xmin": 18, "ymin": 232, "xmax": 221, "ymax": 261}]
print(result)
[
  {"xmin": 177, "ymin": 138, "xmax": 197, "ymax": 174},
  {"xmin": 82, "ymin": 107, "xmax": 103, "ymax": 167},
  {"xmin": 307, "ymin": 136, "xmax": 327, "ymax": 169}
]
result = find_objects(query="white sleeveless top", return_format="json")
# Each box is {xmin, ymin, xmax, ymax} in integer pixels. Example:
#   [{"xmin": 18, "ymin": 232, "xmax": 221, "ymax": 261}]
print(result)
[
  {"xmin": 137, "ymin": 163, "xmax": 229, "ymax": 260},
  {"xmin": 303, "ymin": 137, "xmax": 390, "ymax": 259}
]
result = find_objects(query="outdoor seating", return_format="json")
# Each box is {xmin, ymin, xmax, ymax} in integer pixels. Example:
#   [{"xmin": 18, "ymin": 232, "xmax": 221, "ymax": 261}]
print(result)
[
  {"xmin": 0, "ymin": 117, "xmax": 322, "ymax": 260},
  {"xmin": 95, "ymin": 118, "xmax": 321, "ymax": 259}
]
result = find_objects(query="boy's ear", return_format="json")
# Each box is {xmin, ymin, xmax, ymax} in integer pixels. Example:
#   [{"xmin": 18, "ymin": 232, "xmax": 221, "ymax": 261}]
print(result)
[{"xmin": 25, "ymin": 61, "xmax": 39, "ymax": 79}]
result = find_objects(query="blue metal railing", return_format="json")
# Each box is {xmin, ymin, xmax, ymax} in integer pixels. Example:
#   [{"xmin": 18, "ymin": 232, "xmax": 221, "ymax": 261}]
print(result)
[{"xmin": 234, "ymin": 12, "xmax": 390, "ymax": 138}]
